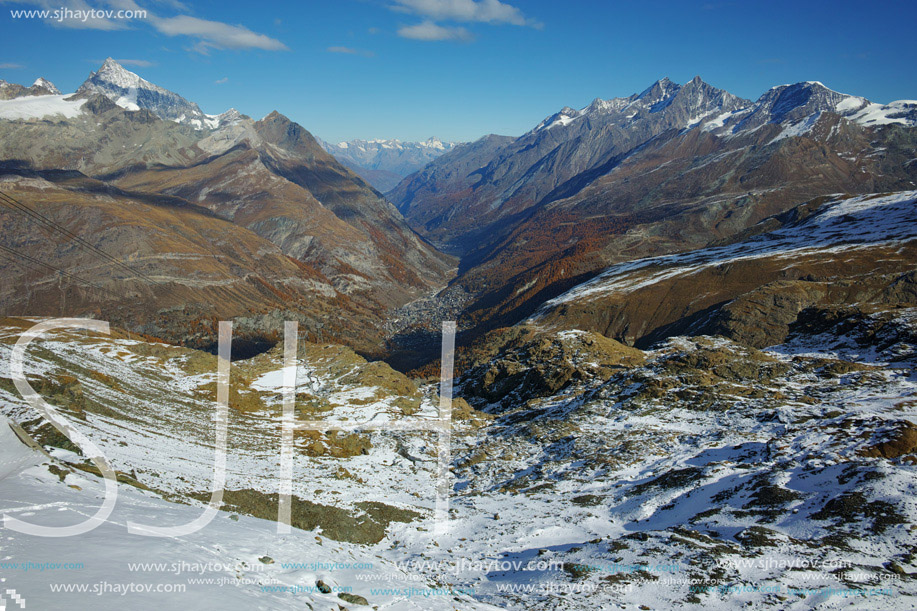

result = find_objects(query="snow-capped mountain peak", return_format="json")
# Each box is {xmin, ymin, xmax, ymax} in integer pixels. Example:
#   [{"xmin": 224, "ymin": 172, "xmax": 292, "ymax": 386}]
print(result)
[
  {"xmin": 422, "ymin": 136, "xmax": 445, "ymax": 149},
  {"xmin": 532, "ymin": 76, "xmax": 750, "ymax": 135},
  {"xmin": 94, "ymin": 57, "xmax": 146, "ymax": 90},
  {"xmin": 634, "ymin": 76, "xmax": 681, "ymax": 109},
  {"xmin": 30, "ymin": 77, "xmax": 60, "ymax": 94},
  {"xmin": 583, "ymin": 97, "xmax": 629, "ymax": 114},
  {"xmin": 0, "ymin": 75, "xmax": 65, "ymax": 101},
  {"xmin": 534, "ymin": 106, "xmax": 584, "ymax": 131},
  {"xmin": 319, "ymin": 136, "xmax": 459, "ymax": 191},
  {"xmin": 75, "ymin": 58, "xmax": 234, "ymax": 130},
  {"xmin": 724, "ymin": 80, "xmax": 917, "ymax": 135},
  {"xmin": 758, "ymin": 80, "xmax": 853, "ymax": 123}
]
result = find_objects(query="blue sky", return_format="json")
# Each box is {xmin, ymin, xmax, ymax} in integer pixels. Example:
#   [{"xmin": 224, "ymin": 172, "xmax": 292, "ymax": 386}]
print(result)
[{"xmin": 1, "ymin": 0, "xmax": 916, "ymax": 143}]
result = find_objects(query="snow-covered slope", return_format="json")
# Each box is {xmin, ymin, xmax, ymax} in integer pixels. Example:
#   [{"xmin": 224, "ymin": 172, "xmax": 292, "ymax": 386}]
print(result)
[
  {"xmin": 448, "ymin": 323, "xmax": 917, "ymax": 609},
  {"xmin": 535, "ymin": 190, "xmax": 917, "ymax": 310},
  {"xmin": 2, "ymin": 298, "xmax": 916, "ymax": 609},
  {"xmin": 0, "ymin": 413, "xmax": 495, "ymax": 610},
  {"xmin": 0, "ymin": 321, "xmax": 496, "ymax": 609},
  {"xmin": 0, "ymin": 94, "xmax": 87, "ymax": 120}
]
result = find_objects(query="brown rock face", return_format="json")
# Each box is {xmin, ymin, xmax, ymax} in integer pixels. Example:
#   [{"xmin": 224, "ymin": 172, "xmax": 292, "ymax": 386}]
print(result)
[{"xmin": 859, "ymin": 420, "xmax": 917, "ymax": 460}]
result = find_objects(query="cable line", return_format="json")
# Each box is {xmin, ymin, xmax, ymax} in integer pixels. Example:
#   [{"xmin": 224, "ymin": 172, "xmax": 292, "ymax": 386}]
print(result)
[{"xmin": 0, "ymin": 190, "xmax": 186, "ymax": 302}]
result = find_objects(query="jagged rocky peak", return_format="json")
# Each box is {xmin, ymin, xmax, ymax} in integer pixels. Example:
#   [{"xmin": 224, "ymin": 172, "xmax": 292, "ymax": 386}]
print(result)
[
  {"xmin": 75, "ymin": 57, "xmax": 234, "ymax": 130},
  {"xmin": 535, "ymin": 76, "xmax": 750, "ymax": 133},
  {"xmin": 77, "ymin": 57, "xmax": 201, "ymax": 121},
  {"xmin": 255, "ymin": 110, "xmax": 325, "ymax": 155},
  {"xmin": 635, "ymin": 76, "xmax": 681, "ymax": 107},
  {"xmin": 664, "ymin": 76, "xmax": 751, "ymax": 125},
  {"xmin": 0, "ymin": 76, "xmax": 62, "ymax": 99},
  {"xmin": 756, "ymin": 80, "xmax": 863, "ymax": 123},
  {"xmin": 92, "ymin": 57, "xmax": 145, "ymax": 89},
  {"xmin": 677, "ymin": 75, "xmax": 744, "ymax": 104},
  {"xmin": 31, "ymin": 77, "xmax": 60, "ymax": 94}
]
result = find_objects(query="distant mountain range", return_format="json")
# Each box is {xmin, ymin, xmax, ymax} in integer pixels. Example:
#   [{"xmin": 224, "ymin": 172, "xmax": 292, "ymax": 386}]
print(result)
[{"xmin": 320, "ymin": 137, "xmax": 458, "ymax": 192}]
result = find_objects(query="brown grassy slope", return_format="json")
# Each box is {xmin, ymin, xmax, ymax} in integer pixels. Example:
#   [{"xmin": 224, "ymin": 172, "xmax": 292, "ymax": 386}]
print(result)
[{"xmin": 0, "ymin": 170, "xmax": 385, "ymax": 350}]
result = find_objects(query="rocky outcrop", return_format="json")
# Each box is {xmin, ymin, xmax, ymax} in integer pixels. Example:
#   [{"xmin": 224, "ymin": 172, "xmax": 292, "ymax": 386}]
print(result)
[
  {"xmin": 458, "ymin": 327, "xmax": 644, "ymax": 409},
  {"xmin": 0, "ymin": 77, "xmax": 60, "ymax": 100}
]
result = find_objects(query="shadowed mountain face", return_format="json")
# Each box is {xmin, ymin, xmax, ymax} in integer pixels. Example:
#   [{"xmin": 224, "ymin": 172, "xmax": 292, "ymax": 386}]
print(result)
[
  {"xmin": 0, "ymin": 60, "xmax": 454, "ymax": 352},
  {"xmin": 388, "ymin": 77, "xmax": 917, "ymax": 344}
]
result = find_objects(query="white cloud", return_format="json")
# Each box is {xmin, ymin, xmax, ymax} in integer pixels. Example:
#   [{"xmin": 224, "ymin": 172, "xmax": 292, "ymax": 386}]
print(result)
[
  {"xmin": 327, "ymin": 46, "xmax": 375, "ymax": 57},
  {"xmin": 214, "ymin": 76, "xmax": 228, "ymax": 84},
  {"xmin": 86, "ymin": 58, "xmax": 155, "ymax": 67},
  {"xmin": 0, "ymin": 63, "xmax": 26, "ymax": 69},
  {"xmin": 117, "ymin": 58, "xmax": 154, "ymax": 67},
  {"xmin": 398, "ymin": 20, "xmax": 473, "ymax": 42},
  {"xmin": 152, "ymin": 15, "xmax": 289, "ymax": 51},
  {"xmin": 392, "ymin": 0, "xmax": 537, "ymax": 26}
]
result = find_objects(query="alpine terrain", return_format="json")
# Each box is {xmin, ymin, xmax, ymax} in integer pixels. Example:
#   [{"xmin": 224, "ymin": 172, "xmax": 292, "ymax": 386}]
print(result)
[{"xmin": 0, "ymin": 39, "xmax": 915, "ymax": 611}]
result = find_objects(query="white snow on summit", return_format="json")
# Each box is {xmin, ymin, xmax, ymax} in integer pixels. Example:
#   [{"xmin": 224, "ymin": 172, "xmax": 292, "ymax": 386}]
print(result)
[
  {"xmin": 31, "ymin": 77, "xmax": 60, "ymax": 94},
  {"xmin": 75, "ymin": 58, "xmax": 235, "ymax": 129}
]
